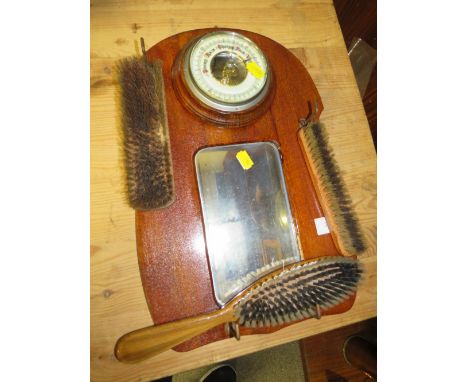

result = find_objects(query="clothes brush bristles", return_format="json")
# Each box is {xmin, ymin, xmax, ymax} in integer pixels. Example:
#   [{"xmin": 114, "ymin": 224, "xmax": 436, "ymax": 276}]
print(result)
[{"xmin": 118, "ymin": 57, "xmax": 174, "ymax": 210}]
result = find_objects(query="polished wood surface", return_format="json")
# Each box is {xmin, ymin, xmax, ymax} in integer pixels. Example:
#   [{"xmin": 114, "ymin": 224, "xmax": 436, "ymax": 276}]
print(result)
[
  {"xmin": 300, "ymin": 318, "xmax": 376, "ymax": 382},
  {"xmin": 91, "ymin": 1, "xmax": 376, "ymax": 380},
  {"xmin": 136, "ymin": 27, "xmax": 349, "ymax": 353},
  {"xmin": 115, "ymin": 302, "xmax": 237, "ymax": 364}
]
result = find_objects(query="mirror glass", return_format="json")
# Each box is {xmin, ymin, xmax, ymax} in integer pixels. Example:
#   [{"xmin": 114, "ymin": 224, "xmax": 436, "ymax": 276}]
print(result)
[{"xmin": 195, "ymin": 142, "xmax": 301, "ymax": 305}]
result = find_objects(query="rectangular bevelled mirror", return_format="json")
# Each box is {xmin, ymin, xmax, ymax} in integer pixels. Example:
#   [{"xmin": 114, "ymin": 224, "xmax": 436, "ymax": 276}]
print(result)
[{"xmin": 195, "ymin": 142, "xmax": 301, "ymax": 306}]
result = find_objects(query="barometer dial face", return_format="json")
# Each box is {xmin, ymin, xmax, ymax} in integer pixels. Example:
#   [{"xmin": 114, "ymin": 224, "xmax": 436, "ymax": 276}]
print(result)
[{"xmin": 183, "ymin": 31, "xmax": 271, "ymax": 112}]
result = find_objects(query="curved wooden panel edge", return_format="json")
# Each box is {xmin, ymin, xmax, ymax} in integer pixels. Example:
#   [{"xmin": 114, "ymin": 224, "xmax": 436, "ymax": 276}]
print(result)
[{"xmin": 132, "ymin": 28, "xmax": 357, "ymax": 353}]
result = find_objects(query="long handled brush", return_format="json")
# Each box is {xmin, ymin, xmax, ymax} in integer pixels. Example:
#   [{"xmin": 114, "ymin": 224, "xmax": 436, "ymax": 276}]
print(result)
[{"xmin": 115, "ymin": 256, "xmax": 363, "ymax": 363}]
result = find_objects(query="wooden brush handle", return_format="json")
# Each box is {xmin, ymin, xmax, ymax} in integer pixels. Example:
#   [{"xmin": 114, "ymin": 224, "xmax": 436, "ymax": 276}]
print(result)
[{"xmin": 115, "ymin": 306, "xmax": 236, "ymax": 363}]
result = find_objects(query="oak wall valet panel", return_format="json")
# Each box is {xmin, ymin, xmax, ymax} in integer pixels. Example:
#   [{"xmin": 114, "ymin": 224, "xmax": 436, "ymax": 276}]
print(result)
[{"xmin": 114, "ymin": 28, "xmax": 365, "ymax": 363}]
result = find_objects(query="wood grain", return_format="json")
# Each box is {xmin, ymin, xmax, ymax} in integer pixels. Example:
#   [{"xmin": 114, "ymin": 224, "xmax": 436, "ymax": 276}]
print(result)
[
  {"xmin": 91, "ymin": 1, "xmax": 376, "ymax": 381},
  {"xmin": 136, "ymin": 27, "xmax": 346, "ymax": 353},
  {"xmin": 300, "ymin": 317, "xmax": 377, "ymax": 381},
  {"xmin": 115, "ymin": 304, "xmax": 236, "ymax": 364},
  {"xmin": 334, "ymin": 0, "xmax": 377, "ymax": 149}
]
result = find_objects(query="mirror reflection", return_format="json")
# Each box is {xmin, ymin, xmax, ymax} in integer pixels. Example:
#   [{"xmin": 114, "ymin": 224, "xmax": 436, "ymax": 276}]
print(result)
[{"xmin": 195, "ymin": 142, "xmax": 301, "ymax": 305}]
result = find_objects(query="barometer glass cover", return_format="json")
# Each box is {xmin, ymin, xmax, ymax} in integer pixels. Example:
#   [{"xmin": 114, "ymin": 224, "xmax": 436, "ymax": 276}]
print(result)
[{"xmin": 184, "ymin": 31, "xmax": 270, "ymax": 112}]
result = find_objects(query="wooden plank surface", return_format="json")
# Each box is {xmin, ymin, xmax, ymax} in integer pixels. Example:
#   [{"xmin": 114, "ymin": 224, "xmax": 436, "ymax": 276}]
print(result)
[{"xmin": 90, "ymin": 1, "xmax": 377, "ymax": 381}]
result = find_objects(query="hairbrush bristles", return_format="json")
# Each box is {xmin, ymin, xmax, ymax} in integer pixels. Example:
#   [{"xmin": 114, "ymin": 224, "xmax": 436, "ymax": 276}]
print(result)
[
  {"xmin": 118, "ymin": 57, "xmax": 174, "ymax": 210},
  {"xmin": 302, "ymin": 121, "xmax": 366, "ymax": 255},
  {"xmin": 114, "ymin": 256, "xmax": 363, "ymax": 363},
  {"xmin": 234, "ymin": 257, "xmax": 362, "ymax": 328}
]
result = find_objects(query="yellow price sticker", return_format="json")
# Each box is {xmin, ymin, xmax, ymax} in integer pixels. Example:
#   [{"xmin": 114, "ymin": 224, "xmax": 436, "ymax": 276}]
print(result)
[
  {"xmin": 236, "ymin": 150, "xmax": 254, "ymax": 170},
  {"xmin": 246, "ymin": 61, "xmax": 265, "ymax": 79}
]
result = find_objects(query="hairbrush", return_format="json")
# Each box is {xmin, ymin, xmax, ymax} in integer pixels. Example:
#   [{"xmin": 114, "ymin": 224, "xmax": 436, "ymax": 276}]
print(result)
[{"xmin": 115, "ymin": 256, "xmax": 362, "ymax": 363}]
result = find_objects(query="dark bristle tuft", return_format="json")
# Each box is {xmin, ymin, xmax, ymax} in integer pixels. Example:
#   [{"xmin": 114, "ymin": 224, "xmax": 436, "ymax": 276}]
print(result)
[
  {"xmin": 118, "ymin": 57, "xmax": 174, "ymax": 210},
  {"xmin": 235, "ymin": 257, "xmax": 363, "ymax": 328},
  {"xmin": 302, "ymin": 121, "xmax": 366, "ymax": 255}
]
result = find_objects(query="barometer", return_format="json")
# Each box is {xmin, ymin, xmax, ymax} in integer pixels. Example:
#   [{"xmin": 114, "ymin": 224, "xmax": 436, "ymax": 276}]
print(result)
[{"xmin": 173, "ymin": 30, "xmax": 274, "ymax": 125}]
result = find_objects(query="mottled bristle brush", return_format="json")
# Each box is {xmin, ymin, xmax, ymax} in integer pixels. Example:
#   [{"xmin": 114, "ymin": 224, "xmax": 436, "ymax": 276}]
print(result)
[
  {"xmin": 114, "ymin": 256, "xmax": 363, "ymax": 363},
  {"xmin": 299, "ymin": 103, "xmax": 367, "ymax": 256},
  {"xmin": 117, "ymin": 50, "xmax": 174, "ymax": 210}
]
